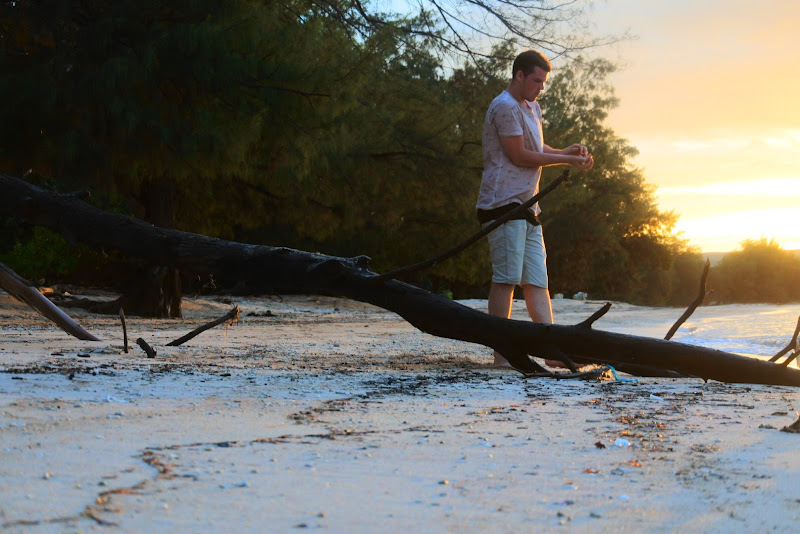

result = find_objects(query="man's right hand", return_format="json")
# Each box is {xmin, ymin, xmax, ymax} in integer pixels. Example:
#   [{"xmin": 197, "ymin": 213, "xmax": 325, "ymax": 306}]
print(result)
[{"xmin": 570, "ymin": 154, "xmax": 594, "ymax": 171}]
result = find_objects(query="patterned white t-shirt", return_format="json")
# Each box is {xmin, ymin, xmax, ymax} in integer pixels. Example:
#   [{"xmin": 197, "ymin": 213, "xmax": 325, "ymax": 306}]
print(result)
[{"xmin": 476, "ymin": 90, "xmax": 544, "ymax": 215}]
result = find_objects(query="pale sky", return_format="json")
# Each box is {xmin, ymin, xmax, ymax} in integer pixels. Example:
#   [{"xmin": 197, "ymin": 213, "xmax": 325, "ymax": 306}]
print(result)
[{"xmin": 589, "ymin": 0, "xmax": 800, "ymax": 252}]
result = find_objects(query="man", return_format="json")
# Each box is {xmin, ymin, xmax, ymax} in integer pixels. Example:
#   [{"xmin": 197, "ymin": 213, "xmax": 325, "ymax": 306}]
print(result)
[{"xmin": 476, "ymin": 49, "xmax": 593, "ymax": 368}]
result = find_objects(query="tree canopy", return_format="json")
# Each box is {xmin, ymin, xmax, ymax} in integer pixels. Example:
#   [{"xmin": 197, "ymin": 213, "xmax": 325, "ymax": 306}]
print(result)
[
  {"xmin": 1, "ymin": 0, "xmax": 705, "ymax": 306},
  {"xmin": 710, "ymin": 239, "xmax": 800, "ymax": 304}
]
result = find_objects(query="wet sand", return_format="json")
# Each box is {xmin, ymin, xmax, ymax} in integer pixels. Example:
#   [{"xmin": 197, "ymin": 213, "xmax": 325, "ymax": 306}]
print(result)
[{"xmin": 2, "ymin": 292, "xmax": 800, "ymax": 532}]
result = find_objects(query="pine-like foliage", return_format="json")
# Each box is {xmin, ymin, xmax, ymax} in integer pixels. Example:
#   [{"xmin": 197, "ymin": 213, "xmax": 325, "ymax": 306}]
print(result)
[{"xmin": 1, "ymin": 1, "xmax": 700, "ymax": 303}]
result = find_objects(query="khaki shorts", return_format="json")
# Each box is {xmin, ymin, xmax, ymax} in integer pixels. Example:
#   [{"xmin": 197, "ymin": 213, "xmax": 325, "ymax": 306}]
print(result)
[{"xmin": 485, "ymin": 219, "xmax": 548, "ymax": 288}]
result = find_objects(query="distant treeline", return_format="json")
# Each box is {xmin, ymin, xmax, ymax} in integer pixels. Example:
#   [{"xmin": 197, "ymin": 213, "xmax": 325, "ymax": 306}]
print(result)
[
  {"xmin": 707, "ymin": 239, "xmax": 800, "ymax": 304},
  {"xmin": 0, "ymin": 1, "xmax": 791, "ymax": 306}
]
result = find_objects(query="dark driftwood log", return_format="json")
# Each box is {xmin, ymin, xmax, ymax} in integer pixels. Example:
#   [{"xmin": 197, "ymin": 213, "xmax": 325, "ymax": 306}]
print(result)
[
  {"xmin": 0, "ymin": 260, "xmax": 100, "ymax": 341},
  {"xmin": 3, "ymin": 172, "xmax": 800, "ymax": 386}
]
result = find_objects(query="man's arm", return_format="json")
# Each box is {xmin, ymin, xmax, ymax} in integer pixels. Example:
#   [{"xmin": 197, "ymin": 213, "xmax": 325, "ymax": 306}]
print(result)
[{"xmin": 501, "ymin": 136, "xmax": 593, "ymax": 170}]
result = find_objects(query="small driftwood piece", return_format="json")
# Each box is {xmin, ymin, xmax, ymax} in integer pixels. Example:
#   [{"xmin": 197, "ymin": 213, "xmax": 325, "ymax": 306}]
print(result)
[
  {"xmin": 136, "ymin": 338, "xmax": 157, "ymax": 358},
  {"xmin": 0, "ymin": 261, "xmax": 100, "ymax": 341},
  {"xmin": 372, "ymin": 170, "xmax": 571, "ymax": 282},
  {"xmin": 119, "ymin": 308, "xmax": 129, "ymax": 353},
  {"xmin": 166, "ymin": 306, "xmax": 240, "ymax": 347},
  {"xmin": 665, "ymin": 259, "xmax": 711, "ymax": 341}
]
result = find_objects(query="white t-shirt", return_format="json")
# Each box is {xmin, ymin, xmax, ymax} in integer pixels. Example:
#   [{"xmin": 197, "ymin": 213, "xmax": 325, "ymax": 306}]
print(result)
[{"xmin": 476, "ymin": 90, "xmax": 544, "ymax": 215}]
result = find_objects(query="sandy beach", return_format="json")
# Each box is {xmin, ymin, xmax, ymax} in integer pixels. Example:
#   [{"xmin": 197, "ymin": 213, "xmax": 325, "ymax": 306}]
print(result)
[{"xmin": 2, "ymin": 291, "xmax": 800, "ymax": 533}]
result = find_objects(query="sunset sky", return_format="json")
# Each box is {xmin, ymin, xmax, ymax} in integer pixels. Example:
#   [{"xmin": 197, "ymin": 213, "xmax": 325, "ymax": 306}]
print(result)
[{"xmin": 590, "ymin": 0, "xmax": 800, "ymax": 252}]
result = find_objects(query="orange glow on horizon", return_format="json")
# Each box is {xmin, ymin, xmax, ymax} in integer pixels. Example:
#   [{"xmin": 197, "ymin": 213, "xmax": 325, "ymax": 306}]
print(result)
[{"xmin": 592, "ymin": 1, "xmax": 800, "ymax": 253}]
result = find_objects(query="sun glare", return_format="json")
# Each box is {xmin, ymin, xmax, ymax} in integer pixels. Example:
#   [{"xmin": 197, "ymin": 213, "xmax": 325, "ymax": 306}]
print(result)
[
  {"xmin": 659, "ymin": 177, "xmax": 800, "ymax": 197},
  {"xmin": 673, "ymin": 206, "xmax": 800, "ymax": 252}
]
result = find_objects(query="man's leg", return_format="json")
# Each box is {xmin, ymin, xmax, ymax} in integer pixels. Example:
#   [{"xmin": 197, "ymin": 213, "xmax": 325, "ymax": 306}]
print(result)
[
  {"xmin": 523, "ymin": 284, "xmax": 570, "ymax": 368},
  {"xmin": 488, "ymin": 282, "xmax": 515, "ymax": 366},
  {"xmin": 523, "ymin": 284, "xmax": 553, "ymax": 324}
]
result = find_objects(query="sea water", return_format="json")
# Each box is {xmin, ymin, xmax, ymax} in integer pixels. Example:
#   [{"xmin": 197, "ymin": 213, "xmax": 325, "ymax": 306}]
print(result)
[
  {"xmin": 547, "ymin": 300, "xmax": 800, "ymax": 369},
  {"xmin": 662, "ymin": 303, "xmax": 800, "ymax": 362}
]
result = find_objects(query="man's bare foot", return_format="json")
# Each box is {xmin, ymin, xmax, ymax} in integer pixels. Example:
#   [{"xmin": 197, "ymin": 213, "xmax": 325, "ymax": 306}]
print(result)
[{"xmin": 492, "ymin": 352, "xmax": 514, "ymax": 368}]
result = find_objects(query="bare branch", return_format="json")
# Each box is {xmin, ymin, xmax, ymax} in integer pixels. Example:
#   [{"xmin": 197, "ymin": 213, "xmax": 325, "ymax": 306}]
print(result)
[
  {"xmin": 665, "ymin": 259, "xmax": 711, "ymax": 340},
  {"xmin": 372, "ymin": 169, "xmax": 571, "ymax": 282}
]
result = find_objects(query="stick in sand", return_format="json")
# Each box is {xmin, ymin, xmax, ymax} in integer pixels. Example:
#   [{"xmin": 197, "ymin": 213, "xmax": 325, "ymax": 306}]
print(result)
[
  {"xmin": 119, "ymin": 308, "xmax": 129, "ymax": 353},
  {"xmin": 136, "ymin": 338, "xmax": 157, "ymax": 358},
  {"xmin": 166, "ymin": 306, "xmax": 240, "ymax": 347}
]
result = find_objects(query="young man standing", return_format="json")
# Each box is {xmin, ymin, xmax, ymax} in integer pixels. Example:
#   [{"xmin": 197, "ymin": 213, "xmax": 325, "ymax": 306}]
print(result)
[{"xmin": 476, "ymin": 50, "xmax": 594, "ymax": 367}]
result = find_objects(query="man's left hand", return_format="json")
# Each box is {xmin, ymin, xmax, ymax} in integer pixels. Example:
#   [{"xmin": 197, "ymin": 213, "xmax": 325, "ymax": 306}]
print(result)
[{"xmin": 564, "ymin": 144, "xmax": 589, "ymax": 156}]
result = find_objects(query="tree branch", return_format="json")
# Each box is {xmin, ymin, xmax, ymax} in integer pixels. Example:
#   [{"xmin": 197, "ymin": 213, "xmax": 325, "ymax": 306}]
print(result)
[
  {"xmin": 372, "ymin": 169, "xmax": 571, "ymax": 282},
  {"xmin": 665, "ymin": 258, "xmax": 710, "ymax": 340}
]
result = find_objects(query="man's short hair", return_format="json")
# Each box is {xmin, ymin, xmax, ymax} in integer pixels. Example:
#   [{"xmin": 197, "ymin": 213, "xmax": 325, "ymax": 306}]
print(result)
[{"xmin": 512, "ymin": 50, "xmax": 552, "ymax": 78}]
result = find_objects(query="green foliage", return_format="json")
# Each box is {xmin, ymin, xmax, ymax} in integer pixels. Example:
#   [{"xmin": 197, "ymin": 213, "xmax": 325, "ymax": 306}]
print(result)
[
  {"xmin": 0, "ymin": 2, "xmax": 720, "ymax": 304},
  {"xmin": 0, "ymin": 227, "xmax": 83, "ymax": 281},
  {"xmin": 537, "ymin": 59, "xmax": 697, "ymax": 305},
  {"xmin": 710, "ymin": 239, "xmax": 800, "ymax": 303}
]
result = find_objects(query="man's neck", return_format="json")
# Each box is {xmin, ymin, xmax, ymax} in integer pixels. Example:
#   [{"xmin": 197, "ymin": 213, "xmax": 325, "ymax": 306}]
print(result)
[{"xmin": 506, "ymin": 83, "xmax": 525, "ymax": 104}]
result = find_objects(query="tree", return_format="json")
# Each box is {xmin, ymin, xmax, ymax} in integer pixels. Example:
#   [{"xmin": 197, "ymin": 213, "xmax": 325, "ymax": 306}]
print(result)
[
  {"xmin": 535, "ymin": 59, "xmax": 697, "ymax": 304},
  {"xmin": 711, "ymin": 238, "xmax": 800, "ymax": 303},
  {"xmin": 1, "ymin": 0, "xmax": 386, "ymax": 313},
  {"xmin": 306, "ymin": 0, "xmax": 621, "ymax": 62},
  {"xmin": 1, "ymin": 1, "xmax": 674, "ymax": 309}
]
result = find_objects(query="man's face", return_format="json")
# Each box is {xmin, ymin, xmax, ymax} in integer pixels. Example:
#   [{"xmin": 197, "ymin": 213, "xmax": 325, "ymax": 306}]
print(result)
[{"xmin": 521, "ymin": 66, "xmax": 549, "ymax": 102}]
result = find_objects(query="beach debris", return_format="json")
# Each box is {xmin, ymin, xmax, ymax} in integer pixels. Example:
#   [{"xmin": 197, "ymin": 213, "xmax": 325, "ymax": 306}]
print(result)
[
  {"xmin": 605, "ymin": 366, "xmax": 638, "ymax": 384},
  {"xmin": 780, "ymin": 415, "xmax": 800, "ymax": 434},
  {"xmin": 614, "ymin": 438, "xmax": 631, "ymax": 447},
  {"xmin": 220, "ymin": 481, "xmax": 249, "ymax": 489}
]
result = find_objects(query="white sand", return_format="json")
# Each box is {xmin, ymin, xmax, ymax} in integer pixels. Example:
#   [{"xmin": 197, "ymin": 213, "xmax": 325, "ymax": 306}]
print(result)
[{"xmin": 2, "ymin": 292, "xmax": 800, "ymax": 532}]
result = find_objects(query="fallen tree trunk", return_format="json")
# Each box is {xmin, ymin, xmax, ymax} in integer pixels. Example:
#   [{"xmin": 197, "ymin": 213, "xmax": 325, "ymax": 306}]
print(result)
[{"xmin": 3, "ymin": 172, "xmax": 800, "ymax": 386}]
